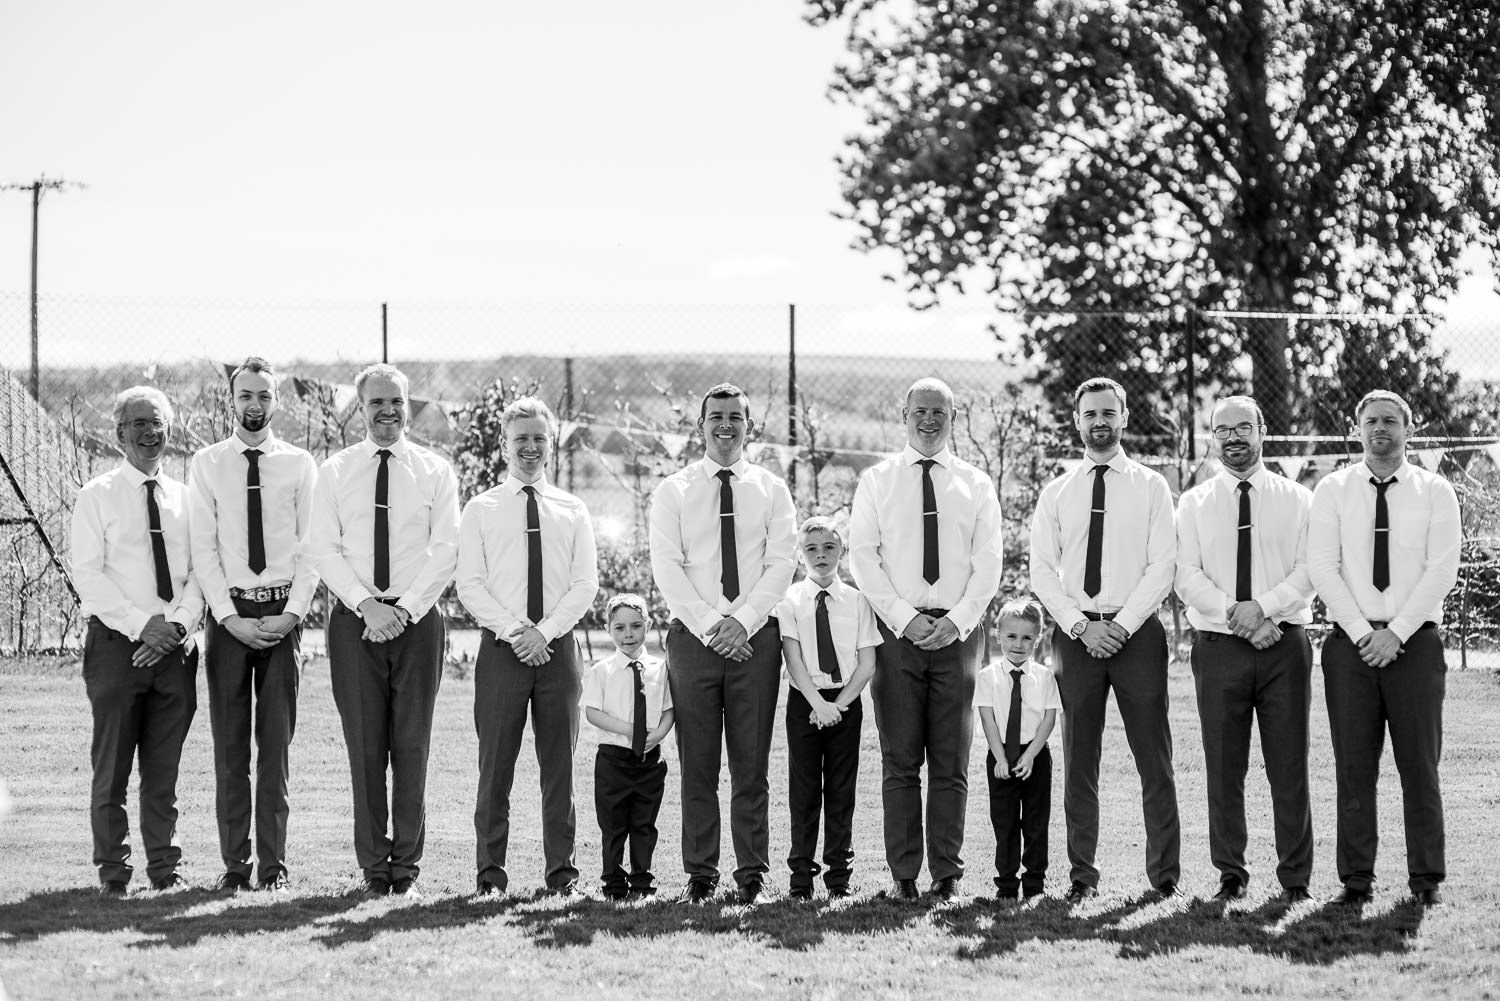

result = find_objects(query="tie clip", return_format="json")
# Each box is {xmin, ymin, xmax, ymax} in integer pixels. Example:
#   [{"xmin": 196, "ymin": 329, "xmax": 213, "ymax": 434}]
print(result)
[
  {"xmin": 1374, "ymin": 527, "xmax": 1390, "ymax": 533},
  {"xmin": 525, "ymin": 527, "xmax": 542, "ymax": 533},
  {"xmin": 246, "ymin": 484, "xmax": 261, "ymax": 491},
  {"xmin": 374, "ymin": 503, "xmax": 390, "ymax": 509},
  {"xmin": 149, "ymin": 528, "xmax": 164, "ymax": 534},
  {"xmin": 719, "ymin": 511, "xmax": 735, "ymax": 518},
  {"xmin": 923, "ymin": 509, "xmax": 938, "ymax": 516},
  {"xmin": 1090, "ymin": 508, "xmax": 1106, "ymax": 514}
]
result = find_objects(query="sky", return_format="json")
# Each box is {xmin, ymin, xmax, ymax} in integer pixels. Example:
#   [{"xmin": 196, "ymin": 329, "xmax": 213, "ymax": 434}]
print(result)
[{"xmin": 1, "ymin": 1, "xmax": 1496, "ymax": 368}]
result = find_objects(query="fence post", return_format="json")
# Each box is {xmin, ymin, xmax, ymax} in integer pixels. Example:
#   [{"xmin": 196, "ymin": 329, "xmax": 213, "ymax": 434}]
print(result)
[
  {"xmin": 1184, "ymin": 305, "xmax": 1197, "ymax": 463},
  {"xmin": 381, "ymin": 303, "xmax": 388, "ymax": 363},
  {"xmin": 563, "ymin": 356, "xmax": 575, "ymax": 493},
  {"xmin": 787, "ymin": 303, "xmax": 798, "ymax": 504}
]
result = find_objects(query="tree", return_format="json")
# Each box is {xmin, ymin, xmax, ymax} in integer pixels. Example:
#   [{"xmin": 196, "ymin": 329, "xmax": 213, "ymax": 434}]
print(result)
[{"xmin": 806, "ymin": 0, "xmax": 1500, "ymax": 433}]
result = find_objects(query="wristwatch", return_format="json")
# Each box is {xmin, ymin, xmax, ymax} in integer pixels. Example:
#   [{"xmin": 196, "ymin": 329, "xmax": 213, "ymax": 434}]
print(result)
[
  {"xmin": 1070, "ymin": 620, "xmax": 1088, "ymax": 639},
  {"xmin": 171, "ymin": 622, "xmax": 187, "ymax": 639}
]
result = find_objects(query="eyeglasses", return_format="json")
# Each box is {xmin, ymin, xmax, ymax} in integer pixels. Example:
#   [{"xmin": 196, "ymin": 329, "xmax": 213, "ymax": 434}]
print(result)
[
  {"xmin": 1211, "ymin": 422, "xmax": 1260, "ymax": 440},
  {"xmin": 120, "ymin": 419, "xmax": 169, "ymax": 433}
]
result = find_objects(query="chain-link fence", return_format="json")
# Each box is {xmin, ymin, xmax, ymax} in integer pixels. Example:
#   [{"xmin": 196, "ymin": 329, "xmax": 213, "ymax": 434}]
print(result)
[{"xmin": 2, "ymin": 291, "xmax": 1498, "ymax": 660}]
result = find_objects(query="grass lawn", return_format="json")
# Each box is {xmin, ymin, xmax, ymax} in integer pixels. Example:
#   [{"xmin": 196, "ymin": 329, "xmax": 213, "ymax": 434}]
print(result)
[{"xmin": 1, "ymin": 645, "xmax": 1498, "ymax": 1000}]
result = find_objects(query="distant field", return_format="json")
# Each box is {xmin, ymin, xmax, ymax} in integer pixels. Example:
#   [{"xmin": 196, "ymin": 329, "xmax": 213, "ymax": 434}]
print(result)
[{"xmin": 1, "ymin": 648, "xmax": 1497, "ymax": 1000}]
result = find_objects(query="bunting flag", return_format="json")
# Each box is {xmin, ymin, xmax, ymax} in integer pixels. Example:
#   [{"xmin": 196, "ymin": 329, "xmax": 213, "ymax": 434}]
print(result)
[
  {"xmin": 1486, "ymin": 443, "xmax": 1500, "ymax": 467},
  {"xmin": 557, "ymin": 420, "xmax": 581, "ymax": 448},
  {"xmin": 408, "ymin": 398, "xmax": 429, "ymax": 421},
  {"xmin": 659, "ymin": 432, "xmax": 689, "ymax": 459},
  {"xmin": 1277, "ymin": 457, "xmax": 1306, "ymax": 481},
  {"xmin": 332, "ymin": 383, "xmax": 358, "ymax": 413},
  {"xmin": 222, "ymin": 362, "xmax": 237, "ymax": 384}
]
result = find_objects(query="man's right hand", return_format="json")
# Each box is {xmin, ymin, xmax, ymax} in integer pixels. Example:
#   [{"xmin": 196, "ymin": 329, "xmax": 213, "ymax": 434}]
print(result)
[
  {"xmin": 358, "ymin": 599, "xmax": 408, "ymax": 643},
  {"xmin": 1081, "ymin": 621, "xmax": 1125, "ymax": 658},
  {"xmin": 223, "ymin": 614, "xmax": 282, "ymax": 650},
  {"xmin": 902, "ymin": 613, "xmax": 937, "ymax": 643},
  {"xmin": 139, "ymin": 614, "xmax": 184, "ymax": 655}
]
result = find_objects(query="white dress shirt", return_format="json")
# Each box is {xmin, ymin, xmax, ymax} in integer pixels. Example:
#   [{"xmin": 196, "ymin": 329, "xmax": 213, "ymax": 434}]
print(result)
[
  {"xmin": 306, "ymin": 437, "xmax": 460, "ymax": 621},
  {"xmin": 188, "ymin": 431, "xmax": 321, "ymax": 621},
  {"xmin": 1029, "ymin": 450, "xmax": 1176, "ymax": 635},
  {"xmin": 70, "ymin": 462, "xmax": 204, "ymax": 641},
  {"xmin": 848, "ymin": 445, "xmax": 1004, "ymax": 639},
  {"xmin": 774, "ymin": 577, "xmax": 883, "ymax": 688},
  {"xmin": 1308, "ymin": 459, "xmax": 1461, "ymax": 643},
  {"xmin": 455, "ymin": 474, "xmax": 599, "ymax": 642},
  {"xmin": 582, "ymin": 650, "xmax": 673, "ymax": 750},
  {"xmin": 973, "ymin": 658, "xmax": 1063, "ymax": 745},
  {"xmin": 649, "ymin": 455, "xmax": 796, "ymax": 639},
  {"xmin": 1175, "ymin": 465, "xmax": 1314, "ymax": 632}
]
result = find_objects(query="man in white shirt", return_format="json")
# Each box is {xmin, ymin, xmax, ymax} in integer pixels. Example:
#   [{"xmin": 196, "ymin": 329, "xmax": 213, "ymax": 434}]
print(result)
[
  {"xmin": 1309, "ymin": 389, "xmax": 1460, "ymax": 909},
  {"xmin": 306, "ymin": 363, "xmax": 460, "ymax": 898},
  {"xmin": 71, "ymin": 386, "xmax": 204, "ymax": 894},
  {"xmin": 189, "ymin": 358, "xmax": 319, "ymax": 894},
  {"xmin": 849, "ymin": 377, "xmax": 1004, "ymax": 901},
  {"xmin": 1175, "ymin": 395, "xmax": 1315, "ymax": 904},
  {"xmin": 649, "ymin": 383, "xmax": 796, "ymax": 904},
  {"xmin": 1030, "ymin": 376, "xmax": 1180, "ymax": 903},
  {"xmin": 456, "ymin": 397, "xmax": 598, "ymax": 897}
]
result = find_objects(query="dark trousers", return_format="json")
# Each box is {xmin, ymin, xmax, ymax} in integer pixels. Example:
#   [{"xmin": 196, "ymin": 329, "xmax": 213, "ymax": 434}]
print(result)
[
  {"xmin": 205, "ymin": 596, "xmax": 301, "ymax": 882},
  {"xmin": 1053, "ymin": 615, "xmax": 1180, "ymax": 889},
  {"xmin": 473, "ymin": 631, "xmax": 581, "ymax": 890},
  {"xmin": 1191, "ymin": 626, "xmax": 1314, "ymax": 890},
  {"xmin": 985, "ymin": 744, "xmax": 1051, "ymax": 895},
  {"xmin": 594, "ymin": 744, "xmax": 667, "ymax": 894},
  {"xmin": 785, "ymin": 686, "xmax": 862, "ymax": 891},
  {"xmin": 83, "ymin": 618, "xmax": 198, "ymax": 885},
  {"xmin": 666, "ymin": 619, "xmax": 781, "ymax": 889},
  {"xmin": 1322, "ymin": 625, "xmax": 1446, "ymax": 892},
  {"xmin": 869, "ymin": 620, "xmax": 983, "ymax": 882},
  {"xmin": 327, "ymin": 603, "xmax": 444, "ymax": 882}
]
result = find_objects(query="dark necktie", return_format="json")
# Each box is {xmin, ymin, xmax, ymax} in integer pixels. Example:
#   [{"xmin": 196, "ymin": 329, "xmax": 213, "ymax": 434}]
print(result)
[
  {"xmin": 919, "ymin": 459, "xmax": 939, "ymax": 584},
  {"xmin": 373, "ymin": 448, "xmax": 391, "ymax": 591},
  {"xmin": 145, "ymin": 479, "xmax": 173, "ymax": 602},
  {"xmin": 629, "ymin": 660, "xmax": 647, "ymax": 759},
  {"xmin": 815, "ymin": 588, "xmax": 841, "ymax": 683},
  {"xmin": 524, "ymin": 484, "xmax": 543, "ymax": 623},
  {"xmin": 717, "ymin": 469, "xmax": 740, "ymax": 602},
  {"xmin": 1083, "ymin": 464, "xmax": 1108, "ymax": 598},
  {"xmin": 245, "ymin": 448, "xmax": 266, "ymax": 575},
  {"xmin": 1235, "ymin": 480, "xmax": 1252, "ymax": 602},
  {"xmin": 1372, "ymin": 477, "xmax": 1394, "ymax": 591},
  {"xmin": 1005, "ymin": 668, "xmax": 1024, "ymax": 767}
]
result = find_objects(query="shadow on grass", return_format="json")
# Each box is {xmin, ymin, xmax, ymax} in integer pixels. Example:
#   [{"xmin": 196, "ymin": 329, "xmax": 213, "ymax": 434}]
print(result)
[
  {"xmin": 937, "ymin": 891, "xmax": 1427, "ymax": 965},
  {"xmin": 0, "ymin": 887, "xmax": 366, "ymax": 948},
  {"xmin": 311, "ymin": 893, "xmax": 524, "ymax": 948}
]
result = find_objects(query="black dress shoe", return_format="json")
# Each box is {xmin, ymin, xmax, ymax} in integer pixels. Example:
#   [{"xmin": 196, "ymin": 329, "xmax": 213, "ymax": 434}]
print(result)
[
  {"xmin": 1064, "ymin": 881, "xmax": 1098, "ymax": 904},
  {"xmin": 475, "ymin": 881, "xmax": 504, "ymax": 898},
  {"xmin": 995, "ymin": 888, "xmax": 1020, "ymax": 902},
  {"xmin": 1412, "ymin": 888, "xmax": 1442, "ymax": 907},
  {"xmin": 1213, "ymin": 879, "xmax": 1246, "ymax": 902},
  {"xmin": 1331, "ymin": 885, "xmax": 1372, "ymax": 907},
  {"xmin": 151, "ymin": 873, "xmax": 188, "ymax": 891},
  {"xmin": 788, "ymin": 887, "xmax": 813, "ymax": 901},
  {"xmin": 550, "ymin": 880, "xmax": 579, "ymax": 896},
  {"xmin": 888, "ymin": 878, "xmax": 920, "ymax": 900},
  {"xmin": 929, "ymin": 876, "xmax": 962, "ymax": 902},
  {"xmin": 99, "ymin": 880, "xmax": 128, "ymax": 897},
  {"xmin": 1022, "ymin": 887, "xmax": 1044, "ymax": 900},
  {"xmin": 682, "ymin": 880, "xmax": 716, "ymax": 904},
  {"xmin": 738, "ymin": 880, "xmax": 764, "ymax": 905},
  {"xmin": 827, "ymin": 885, "xmax": 851, "ymax": 899},
  {"xmin": 1152, "ymin": 880, "xmax": 1179, "ymax": 899},
  {"xmin": 601, "ymin": 887, "xmax": 629, "ymax": 901},
  {"xmin": 259, "ymin": 872, "xmax": 290, "ymax": 893},
  {"xmin": 391, "ymin": 877, "xmax": 421, "ymax": 898},
  {"xmin": 1280, "ymin": 886, "xmax": 1311, "ymax": 903},
  {"xmin": 360, "ymin": 876, "xmax": 391, "ymax": 897},
  {"xmin": 216, "ymin": 872, "xmax": 253, "ymax": 893}
]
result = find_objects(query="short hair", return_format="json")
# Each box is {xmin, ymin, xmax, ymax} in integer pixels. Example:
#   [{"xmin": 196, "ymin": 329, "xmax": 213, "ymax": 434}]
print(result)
[
  {"xmin": 1210, "ymin": 395, "xmax": 1265, "ymax": 427},
  {"xmin": 995, "ymin": 597, "xmax": 1045, "ymax": 631},
  {"xmin": 605, "ymin": 593, "xmax": 650, "ymax": 623},
  {"xmin": 903, "ymin": 377, "xmax": 955, "ymax": 411},
  {"xmin": 699, "ymin": 383, "xmax": 751, "ymax": 423},
  {"xmin": 798, "ymin": 515, "xmax": 844, "ymax": 548},
  {"xmin": 113, "ymin": 385, "xmax": 174, "ymax": 425},
  {"xmin": 229, "ymin": 356, "xmax": 277, "ymax": 394},
  {"xmin": 1073, "ymin": 377, "xmax": 1127, "ymax": 410},
  {"xmin": 1354, "ymin": 389, "xmax": 1413, "ymax": 427},
  {"xmin": 354, "ymin": 363, "xmax": 409, "ymax": 399},
  {"xmin": 500, "ymin": 396, "xmax": 559, "ymax": 439}
]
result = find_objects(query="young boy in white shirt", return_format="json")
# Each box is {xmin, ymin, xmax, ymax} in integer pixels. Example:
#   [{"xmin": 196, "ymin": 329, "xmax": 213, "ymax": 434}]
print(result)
[
  {"xmin": 975, "ymin": 598, "xmax": 1062, "ymax": 900},
  {"xmin": 775, "ymin": 516, "xmax": 881, "ymax": 899},
  {"xmin": 581, "ymin": 594, "xmax": 675, "ymax": 900}
]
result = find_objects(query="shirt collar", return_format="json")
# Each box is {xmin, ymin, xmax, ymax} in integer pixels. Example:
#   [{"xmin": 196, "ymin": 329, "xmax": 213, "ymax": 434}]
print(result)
[
  {"xmin": 1076, "ymin": 449, "xmax": 1129, "ymax": 476},
  {"xmin": 811, "ymin": 576, "xmax": 848, "ymax": 602},
  {"xmin": 230, "ymin": 430, "xmax": 278, "ymax": 455},
  {"xmin": 360, "ymin": 436, "xmax": 408, "ymax": 460},
  {"xmin": 900, "ymin": 444, "xmax": 952, "ymax": 468},
  {"xmin": 117, "ymin": 461, "xmax": 158, "ymax": 488},
  {"xmin": 1214, "ymin": 464, "xmax": 1269, "ymax": 492},
  {"xmin": 700, "ymin": 454, "xmax": 749, "ymax": 478},
  {"xmin": 502, "ymin": 473, "xmax": 549, "ymax": 495},
  {"xmin": 1000, "ymin": 658, "xmax": 1034, "ymax": 675},
  {"xmin": 1358, "ymin": 458, "xmax": 1407, "ymax": 483}
]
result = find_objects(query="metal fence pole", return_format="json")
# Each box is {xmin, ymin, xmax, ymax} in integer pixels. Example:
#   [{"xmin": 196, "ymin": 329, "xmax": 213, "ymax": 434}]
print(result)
[
  {"xmin": 787, "ymin": 303, "xmax": 798, "ymax": 504},
  {"xmin": 381, "ymin": 302, "xmax": 389, "ymax": 363}
]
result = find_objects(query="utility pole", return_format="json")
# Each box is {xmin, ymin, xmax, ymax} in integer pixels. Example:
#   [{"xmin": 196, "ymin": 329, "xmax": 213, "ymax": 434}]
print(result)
[{"xmin": 2, "ymin": 176, "xmax": 85, "ymax": 401}]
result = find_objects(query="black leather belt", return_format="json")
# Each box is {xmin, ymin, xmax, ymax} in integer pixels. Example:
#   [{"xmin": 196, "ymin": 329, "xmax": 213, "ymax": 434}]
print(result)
[
  {"xmin": 1199, "ymin": 623, "xmax": 1303, "ymax": 642},
  {"xmin": 1083, "ymin": 611, "xmax": 1118, "ymax": 622},
  {"xmin": 1337, "ymin": 620, "xmax": 1435, "ymax": 636},
  {"xmin": 230, "ymin": 584, "xmax": 291, "ymax": 603},
  {"xmin": 916, "ymin": 608, "xmax": 950, "ymax": 618}
]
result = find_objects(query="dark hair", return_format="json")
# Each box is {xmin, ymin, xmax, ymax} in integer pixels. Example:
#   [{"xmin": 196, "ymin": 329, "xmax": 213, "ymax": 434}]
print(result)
[
  {"xmin": 699, "ymin": 383, "xmax": 751, "ymax": 423},
  {"xmin": 1072, "ymin": 377, "xmax": 1127, "ymax": 410},
  {"xmin": 229, "ymin": 356, "xmax": 277, "ymax": 393}
]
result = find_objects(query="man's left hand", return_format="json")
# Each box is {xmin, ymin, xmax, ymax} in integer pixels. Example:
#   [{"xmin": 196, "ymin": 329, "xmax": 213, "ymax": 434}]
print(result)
[
  {"xmin": 1227, "ymin": 600, "xmax": 1266, "ymax": 637},
  {"xmin": 1357, "ymin": 627, "xmax": 1403, "ymax": 668},
  {"xmin": 259, "ymin": 612, "xmax": 301, "ymax": 639},
  {"xmin": 913, "ymin": 616, "xmax": 959, "ymax": 650},
  {"xmin": 706, "ymin": 617, "xmax": 751, "ymax": 660},
  {"xmin": 508, "ymin": 625, "xmax": 551, "ymax": 666}
]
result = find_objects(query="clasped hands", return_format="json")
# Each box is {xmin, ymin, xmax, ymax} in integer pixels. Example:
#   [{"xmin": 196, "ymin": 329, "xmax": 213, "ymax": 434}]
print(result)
[
  {"xmin": 358, "ymin": 598, "xmax": 411, "ymax": 644},
  {"xmin": 223, "ymin": 612, "xmax": 300, "ymax": 651},
  {"xmin": 901, "ymin": 612, "xmax": 959, "ymax": 650},
  {"xmin": 993, "ymin": 752, "xmax": 1039, "ymax": 781},
  {"xmin": 1079, "ymin": 619, "xmax": 1129, "ymax": 659},
  {"xmin": 807, "ymin": 697, "xmax": 845, "ymax": 730},
  {"xmin": 133, "ymin": 613, "xmax": 191, "ymax": 668},
  {"xmin": 706, "ymin": 616, "xmax": 754, "ymax": 661},
  {"xmin": 503, "ymin": 623, "xmax": 552, "ymax": 666},
  {"xmin": 1226, "ymin": 601, "xmax": 1282, "ymax": 650}
]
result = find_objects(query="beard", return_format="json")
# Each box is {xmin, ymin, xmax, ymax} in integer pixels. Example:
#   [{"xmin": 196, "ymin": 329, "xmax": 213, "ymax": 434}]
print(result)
[
  {"xmin": 239, "ymin": 409, "xmax": 269, "ymax": 433},
  {"xmin": 1082, "ymin": 424, "xmax": 1120, "ymax": 451},
  {"xmin": 1219, "ymin": 441, "xmax": 1260, "ymax": 472}
]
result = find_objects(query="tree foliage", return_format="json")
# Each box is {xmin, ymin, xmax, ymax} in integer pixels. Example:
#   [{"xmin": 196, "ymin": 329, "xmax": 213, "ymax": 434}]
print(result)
[{"xmin": 806, "ymin": 0, "xmax": 1500, "ymax": 433}]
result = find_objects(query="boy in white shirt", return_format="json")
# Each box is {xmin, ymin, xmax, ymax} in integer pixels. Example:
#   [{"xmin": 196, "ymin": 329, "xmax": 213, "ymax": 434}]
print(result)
[
  {"xmin": 775, "ymin": 516, "xmax": 881, "ymax": 899},
  {"xmin": 582, "ymin": 594, "xmax": 675, "ymax": 900},
  {"xmin": 974, "ymin": 598, "xmax": 1062, "ymax": 900}
]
